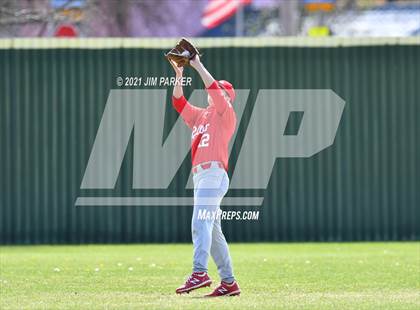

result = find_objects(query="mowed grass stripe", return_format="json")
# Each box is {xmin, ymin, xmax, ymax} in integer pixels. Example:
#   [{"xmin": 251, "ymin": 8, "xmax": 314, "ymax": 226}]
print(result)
[{"xmin": 0, "ymin": 243, "xmax": 419, "ymax": 309}]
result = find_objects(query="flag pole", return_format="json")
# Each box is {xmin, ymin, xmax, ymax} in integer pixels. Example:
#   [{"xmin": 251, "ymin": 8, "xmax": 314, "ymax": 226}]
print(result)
[{"xmin": 235, "ymin": 0, "xmax": 244, "ymax": 37}]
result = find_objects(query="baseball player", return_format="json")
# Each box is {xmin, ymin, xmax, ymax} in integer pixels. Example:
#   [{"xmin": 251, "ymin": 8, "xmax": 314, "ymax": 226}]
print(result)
[{"xmin": 168, "ymin": 55, "xmax": 240, "ymax": 297}]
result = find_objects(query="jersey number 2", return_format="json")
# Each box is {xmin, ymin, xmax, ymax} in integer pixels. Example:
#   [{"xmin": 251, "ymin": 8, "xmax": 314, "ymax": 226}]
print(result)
[{"xmin": 198, "ymin": 133, "xmax": 210, "ymax": 148}]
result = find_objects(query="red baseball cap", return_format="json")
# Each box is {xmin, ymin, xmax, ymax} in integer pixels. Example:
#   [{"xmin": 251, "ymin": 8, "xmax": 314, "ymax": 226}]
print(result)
[{"xmin": 218, "ymin": 80, "xmax": 236, "ymax": 103}]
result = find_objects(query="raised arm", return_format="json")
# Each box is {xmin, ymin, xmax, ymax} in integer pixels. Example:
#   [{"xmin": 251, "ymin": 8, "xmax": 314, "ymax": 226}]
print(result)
[
  {"xmin": 189, "ymin": 55, "xmax": 215, "ymax": 88},
  {"xmin": 190, "ymin": 55, "xmax": 229, "ymax": 115},
  {"xmin": 168, "ymin": 59, "xmax": 203, "ymax": 128},
  {"xmin": 169, "ymin": 59, "xmax": 184, "ymax": 99}
]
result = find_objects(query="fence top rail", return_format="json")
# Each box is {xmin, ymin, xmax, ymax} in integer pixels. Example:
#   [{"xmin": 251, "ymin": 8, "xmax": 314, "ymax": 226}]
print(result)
[{"xmin": 0, "ymin": 37, "xmax": 419, "ymax": 49}]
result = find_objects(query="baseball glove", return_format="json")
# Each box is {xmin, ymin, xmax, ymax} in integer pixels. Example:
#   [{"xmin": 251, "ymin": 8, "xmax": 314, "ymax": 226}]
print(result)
[{"xmin": 165, "ymin": 38, "xmax": 201, "ymax": 67}]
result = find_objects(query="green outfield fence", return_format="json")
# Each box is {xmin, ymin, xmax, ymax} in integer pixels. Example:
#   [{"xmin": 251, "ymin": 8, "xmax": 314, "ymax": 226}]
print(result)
[{"xmin": 0, "ymin": 38, "xmax": 419, "ymax": 244}]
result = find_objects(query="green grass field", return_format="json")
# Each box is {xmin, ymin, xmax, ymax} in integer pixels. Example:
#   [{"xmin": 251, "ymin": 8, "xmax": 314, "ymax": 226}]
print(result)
[{"xmin": 0, "ymin": 243, "xmax": 419, "ymax": 309}]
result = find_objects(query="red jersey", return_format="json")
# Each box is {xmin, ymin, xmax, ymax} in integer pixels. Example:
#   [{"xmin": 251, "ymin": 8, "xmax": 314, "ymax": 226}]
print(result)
[{"xmin": 172, "ymin": 81, "xmax": 236, "ymax": 170}]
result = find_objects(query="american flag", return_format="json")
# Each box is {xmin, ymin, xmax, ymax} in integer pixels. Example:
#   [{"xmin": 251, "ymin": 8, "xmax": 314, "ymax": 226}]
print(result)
[{"xmin": 202, "ymin": 0, "xmax": 252, "ymax": 29}]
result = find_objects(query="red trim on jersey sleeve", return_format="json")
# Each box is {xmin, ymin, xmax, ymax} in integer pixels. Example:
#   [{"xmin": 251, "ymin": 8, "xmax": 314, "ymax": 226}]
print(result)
[
  {"xmin": 172, "ymin": 95, "xmax": 204, "ymax": 129},
  {"xmin": 172, "ymin": 95, "xmax": 187, "ymax": 113}
]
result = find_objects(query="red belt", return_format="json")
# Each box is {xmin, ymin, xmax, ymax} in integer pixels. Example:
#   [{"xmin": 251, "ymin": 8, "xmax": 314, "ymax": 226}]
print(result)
[{"xmin": 192, "ymin": 161, "xmax": 224, "ymax": 174}]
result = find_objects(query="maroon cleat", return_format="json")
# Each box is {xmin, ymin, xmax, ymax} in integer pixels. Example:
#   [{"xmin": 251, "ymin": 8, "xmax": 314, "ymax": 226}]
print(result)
[
  {"xmin": 205, "ymin": 281, "xmax": 241, "ymax": 297},
  {"xmin": 176, "ymin": 272, "xmax": 212, "ymax": 294}
]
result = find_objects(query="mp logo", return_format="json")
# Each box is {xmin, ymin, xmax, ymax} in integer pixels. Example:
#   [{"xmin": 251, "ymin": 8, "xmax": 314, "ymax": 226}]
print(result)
[{"xmin": 75, "ymin": 89, "xmax": 345, "ymax": 206}]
